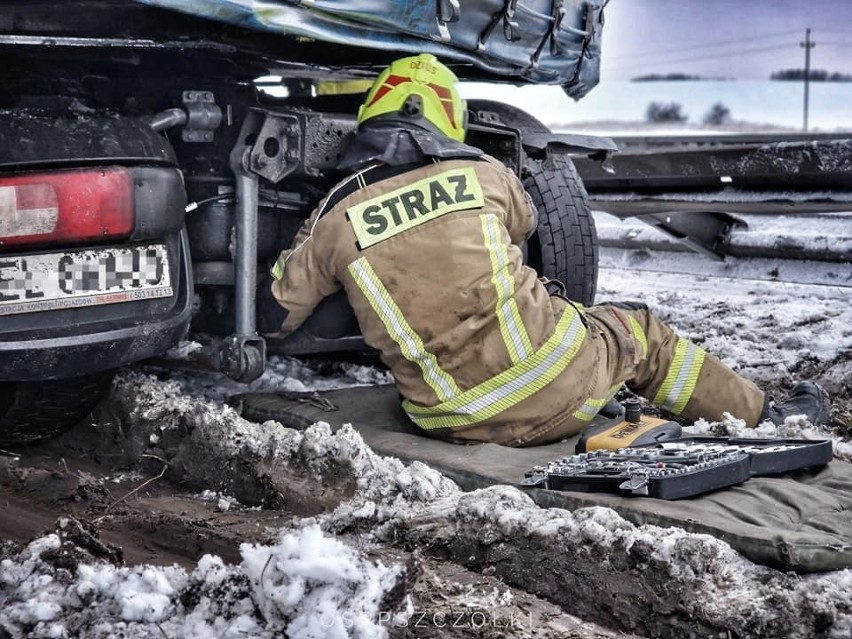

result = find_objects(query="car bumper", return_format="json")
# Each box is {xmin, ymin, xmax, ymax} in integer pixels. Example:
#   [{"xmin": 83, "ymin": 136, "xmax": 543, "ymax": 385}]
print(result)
[{"xmin": 0, "ymin": 231, "xmax": 193, "ymax": 381}]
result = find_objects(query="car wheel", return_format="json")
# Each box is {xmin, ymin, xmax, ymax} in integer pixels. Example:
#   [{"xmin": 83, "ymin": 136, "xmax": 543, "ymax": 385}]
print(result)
[
  {"xmin": 0, "ymin": 371, "xmax": 115, "ymax": 446},
  {"xmin": 467, "ymin": 99, "xmax": 598, "ymax": 305}
]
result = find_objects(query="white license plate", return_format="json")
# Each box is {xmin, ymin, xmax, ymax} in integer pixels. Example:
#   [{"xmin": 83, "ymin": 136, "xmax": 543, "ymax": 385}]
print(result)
[{"xmin": 0, "ymin": 244, "xmax": 173, "ymax": 316}]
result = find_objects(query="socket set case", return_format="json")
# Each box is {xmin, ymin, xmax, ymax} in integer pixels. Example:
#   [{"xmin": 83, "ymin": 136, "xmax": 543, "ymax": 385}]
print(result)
[
  {"xmin": 521, "ymin": 438, "xmax": 832, "ymax": 500},
  {"xmin": 649, "ymin": 437, "xmax": 833, "ymax": 476}
]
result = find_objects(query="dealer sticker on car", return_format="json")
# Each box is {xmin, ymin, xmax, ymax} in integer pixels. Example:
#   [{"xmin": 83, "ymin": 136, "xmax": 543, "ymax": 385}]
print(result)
[{"xmin": 0, "ymin": 244, "xmax": 172, "ymax": 315}]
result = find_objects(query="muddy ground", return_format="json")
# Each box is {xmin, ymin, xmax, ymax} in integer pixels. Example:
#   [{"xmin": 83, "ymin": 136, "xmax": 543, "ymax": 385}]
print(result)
[
  {"xmin": 2, "ymin": 352, "xmax": 850, "ymax": 638},
  {"xmin": 0, "ymin": 377, "xmax": 631, "ymax": 639},
  {"xmin": 2, "ymin": 263, "xmax": 851, "ymax": 638}
]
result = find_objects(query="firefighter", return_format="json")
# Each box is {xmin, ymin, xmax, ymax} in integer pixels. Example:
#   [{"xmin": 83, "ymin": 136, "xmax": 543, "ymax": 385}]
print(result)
[{"xmin": 266, "ymin": 53, "xmax": 827, "ymax": 446}]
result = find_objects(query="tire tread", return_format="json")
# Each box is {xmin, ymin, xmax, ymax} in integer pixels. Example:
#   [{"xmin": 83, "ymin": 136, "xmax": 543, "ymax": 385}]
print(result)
[
  {"xmin": 524, "ymin": 155, "xmax": 598, "ymax": 305},
  {"xmin": 0, "ymin": 372, "xmax": 115, "ymax": 445}
]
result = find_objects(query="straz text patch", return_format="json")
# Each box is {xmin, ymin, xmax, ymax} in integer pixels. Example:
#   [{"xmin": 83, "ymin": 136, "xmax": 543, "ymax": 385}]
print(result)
[{"xmin": 347, "ymin": 167, "xmax": 484, "ymax": 249}]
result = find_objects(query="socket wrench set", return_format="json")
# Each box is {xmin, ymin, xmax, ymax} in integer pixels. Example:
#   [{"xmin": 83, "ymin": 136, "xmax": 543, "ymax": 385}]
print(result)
[{"xmin": 521, "ymin": 438, "xmax": 832, "ymax": 500}]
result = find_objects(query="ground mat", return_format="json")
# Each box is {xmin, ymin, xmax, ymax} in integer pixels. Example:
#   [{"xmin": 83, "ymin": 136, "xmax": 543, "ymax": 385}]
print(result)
[{"xmin": 233, "ymin": 384, "xmax": 852, "ymax": 573}]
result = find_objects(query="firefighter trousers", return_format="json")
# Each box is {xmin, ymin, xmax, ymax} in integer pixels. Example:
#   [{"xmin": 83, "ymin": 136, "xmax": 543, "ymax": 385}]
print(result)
[{"xmin": 521, "ymin": 302, "xmax": 766, "ymax": 446}]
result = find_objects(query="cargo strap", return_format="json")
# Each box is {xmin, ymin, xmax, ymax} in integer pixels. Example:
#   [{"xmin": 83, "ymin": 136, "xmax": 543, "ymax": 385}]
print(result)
[
  {"xmin": 436, "ymin": 0, "xmax": 460, "ymax": 41},
  {"xmin": 478, "ymin": 0, "xmax": 521, "ymax": 49}
]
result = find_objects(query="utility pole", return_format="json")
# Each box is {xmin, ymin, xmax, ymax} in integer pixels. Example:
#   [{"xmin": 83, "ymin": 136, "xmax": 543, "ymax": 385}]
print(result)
[{"xmin": 800, "ymin": 28, "xmax": 815, "ymax": 132}]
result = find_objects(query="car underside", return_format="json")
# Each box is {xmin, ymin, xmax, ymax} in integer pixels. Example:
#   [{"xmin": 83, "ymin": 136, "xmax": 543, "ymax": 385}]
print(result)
[{"xmin": 0, "ymin": 0, "xmax": 612, "ymax": 443}]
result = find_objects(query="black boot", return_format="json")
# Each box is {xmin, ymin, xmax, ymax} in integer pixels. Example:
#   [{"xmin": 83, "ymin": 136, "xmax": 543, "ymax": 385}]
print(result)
[{"xmin": 759, "ymin": 381, "xmax": 829, "ymax": 428}]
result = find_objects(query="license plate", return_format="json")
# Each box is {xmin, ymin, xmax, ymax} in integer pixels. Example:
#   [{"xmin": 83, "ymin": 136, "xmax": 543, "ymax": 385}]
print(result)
[{"xmin": 0, "ymin": 244, "xmax": 173, "ymax": 316}]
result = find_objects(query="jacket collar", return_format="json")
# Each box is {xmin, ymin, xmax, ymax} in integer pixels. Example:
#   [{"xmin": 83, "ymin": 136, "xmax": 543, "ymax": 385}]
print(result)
[{"xmin": 337, "ymin": 121, "xmax": 484, "ymax": 172}]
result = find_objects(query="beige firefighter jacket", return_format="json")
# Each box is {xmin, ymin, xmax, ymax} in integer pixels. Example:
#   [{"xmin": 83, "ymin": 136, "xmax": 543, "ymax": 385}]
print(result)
[
  {"xmin": 270, "ymin": 156, "xmax": 765, "ymax": 446},
  {"xmin": 270, "ymin": 155, "xmax": 604, "ymax": 445}
]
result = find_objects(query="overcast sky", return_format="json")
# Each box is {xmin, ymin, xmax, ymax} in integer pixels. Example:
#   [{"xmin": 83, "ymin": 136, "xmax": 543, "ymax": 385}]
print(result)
[{"xmin": 600, "ymin": 0, "xmax": 852, "ymax": 81}]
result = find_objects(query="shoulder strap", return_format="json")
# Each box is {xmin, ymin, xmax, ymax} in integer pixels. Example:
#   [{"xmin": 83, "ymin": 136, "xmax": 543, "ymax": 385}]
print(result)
[{"xmin": 319, "ymin": 161, "xmax": 430, "ymax": 214}]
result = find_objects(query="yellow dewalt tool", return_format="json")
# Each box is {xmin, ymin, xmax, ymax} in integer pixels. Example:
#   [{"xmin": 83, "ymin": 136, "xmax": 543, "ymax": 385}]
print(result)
[{"xmin": 575, "ymin": 398, "xmax": 682, "ymax": 453}]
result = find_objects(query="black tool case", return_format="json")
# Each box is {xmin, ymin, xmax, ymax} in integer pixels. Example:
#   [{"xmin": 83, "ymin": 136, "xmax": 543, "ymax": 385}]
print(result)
[
  {"xmin": 650, "ymin": 437, "xmax": 834, "ymax": 476},
  {"xmin": 521, "ymin": 438, "xmax": 832, "ymax": 500}
]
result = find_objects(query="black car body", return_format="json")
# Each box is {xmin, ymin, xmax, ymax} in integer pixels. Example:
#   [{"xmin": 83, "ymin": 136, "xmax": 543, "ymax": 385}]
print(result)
[{"xmin": 0, "ymin": 0, "xmax": 611, "ymax": 443}]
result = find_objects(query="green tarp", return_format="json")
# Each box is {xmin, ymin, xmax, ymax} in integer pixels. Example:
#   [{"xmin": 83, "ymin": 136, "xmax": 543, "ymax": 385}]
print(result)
[{"xmin": 235, "ymin": 384, "xmax": 852, "ymax": 573}]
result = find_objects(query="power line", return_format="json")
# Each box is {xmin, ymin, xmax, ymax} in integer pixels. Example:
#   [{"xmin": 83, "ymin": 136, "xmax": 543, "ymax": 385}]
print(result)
[
  {"xmin": 818, "ymin": 28, "xmax": 852, "ymax": 37},
  {"xmin": 606, "ymin": 29, "xmax": 801, "ymax": 62},
  {"xmin": 801, "ymin": 28, "xmax": 815, "ymax": 132},
  {"xmin": 611, "ymin": 43, "xmax": 796, "ymax": 72}
]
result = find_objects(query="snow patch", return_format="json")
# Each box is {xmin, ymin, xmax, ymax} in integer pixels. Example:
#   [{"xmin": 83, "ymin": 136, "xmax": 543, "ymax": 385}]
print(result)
[
  {"xmin": 685, "ymin": 412, "xmax": 830, "ymax": 440},
  {"xmin": 241, "ymin": 524, "xmax": 403, "ymax": 638},
  {"xmin": 1, "ymin": 523, "xmax": 405, "ymax": 639},
  {"xmin": 154, "ymin": 354, "xmax": 393, "ymax": 402}
]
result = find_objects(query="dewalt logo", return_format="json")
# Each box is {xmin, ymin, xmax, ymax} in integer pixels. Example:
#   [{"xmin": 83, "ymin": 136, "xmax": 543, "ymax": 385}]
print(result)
[
  {"xmin": 610, "ymin": 421, "xmax": 645, "ymax": 439},
  {"xmin": 347, "ymin": 167, "xmax": 484, "ymax": 249}
]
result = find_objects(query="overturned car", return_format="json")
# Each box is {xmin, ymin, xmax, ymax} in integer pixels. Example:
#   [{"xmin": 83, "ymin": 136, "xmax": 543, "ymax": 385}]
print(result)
[{"xmin": 0, "ymin": 0, "xmax": 613, "ymax": 443}]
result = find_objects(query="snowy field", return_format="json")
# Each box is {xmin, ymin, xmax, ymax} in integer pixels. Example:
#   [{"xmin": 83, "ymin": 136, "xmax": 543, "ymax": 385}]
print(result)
[
  {"xmin": 463, "ymin": 80, "xmax": 852, "ymax": 133},
  {"xmin": 1, "ymin": 254, "xmax": 851, "ymax": 638}
]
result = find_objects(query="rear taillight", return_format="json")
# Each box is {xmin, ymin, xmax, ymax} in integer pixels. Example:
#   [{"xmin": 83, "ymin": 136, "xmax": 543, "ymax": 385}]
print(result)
[{"xmin": 0, "ymin": 168, "xmax": 134, "ymax": 249}]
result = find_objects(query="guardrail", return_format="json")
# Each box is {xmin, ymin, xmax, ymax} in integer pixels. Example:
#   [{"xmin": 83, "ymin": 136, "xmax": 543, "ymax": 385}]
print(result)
[{"xmin": 571, "ymin": 133, "xmax": 852, "ymax": 261}]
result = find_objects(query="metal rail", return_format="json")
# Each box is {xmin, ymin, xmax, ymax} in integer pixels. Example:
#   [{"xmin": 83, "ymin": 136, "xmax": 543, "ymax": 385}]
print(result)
[
  {"xmin": 572, "ymin": 133, "xmax": 852, "ymax": 260},
  {"xmin": 605, "ymin": 131, "xmax": 852, "ymax": 150},
  {"xmin": 575, "ymin": 135, "xmax": 852, "ymax": 196},
  {"xmin": 594, "ymin": 211, "xmax": 852, "ymax": 287}
]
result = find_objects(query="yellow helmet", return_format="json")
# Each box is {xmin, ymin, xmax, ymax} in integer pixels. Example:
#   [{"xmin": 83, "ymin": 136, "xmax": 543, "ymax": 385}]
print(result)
[{"xmin": 357, "ymin": 54, "xmax": 467, "ymax": 142}]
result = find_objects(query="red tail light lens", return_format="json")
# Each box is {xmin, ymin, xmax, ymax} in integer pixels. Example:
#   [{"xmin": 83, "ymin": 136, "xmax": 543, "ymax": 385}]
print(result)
[{"xmin": 0, "ymin": 168, "xmax": 134, "ymax": 249}]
